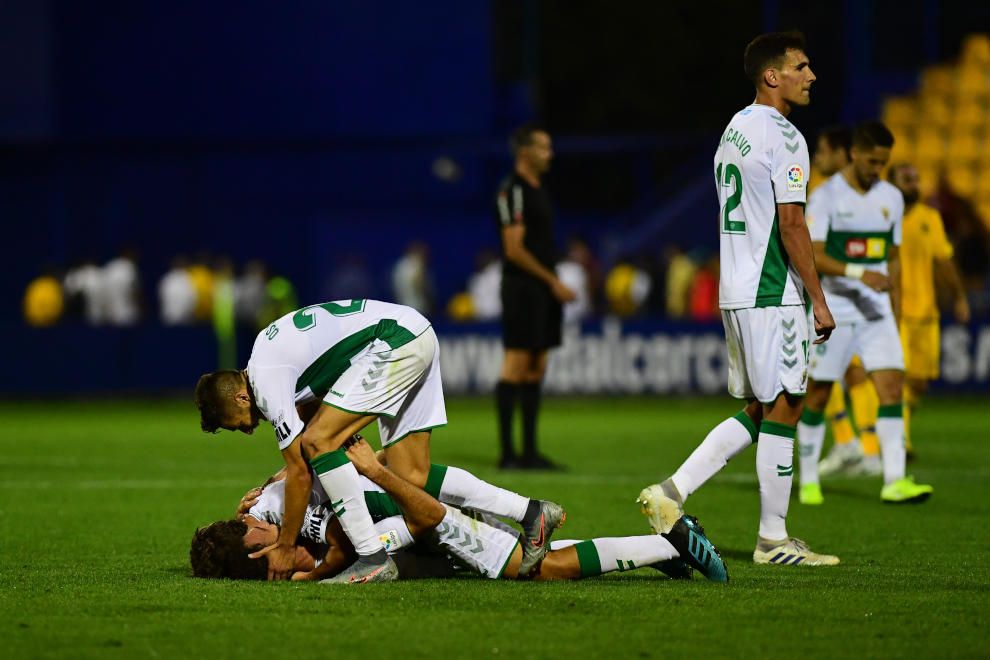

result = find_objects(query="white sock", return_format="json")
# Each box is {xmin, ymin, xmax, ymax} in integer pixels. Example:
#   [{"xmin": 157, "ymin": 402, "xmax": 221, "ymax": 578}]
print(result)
[
  {"xmin": 876, "ymin": 407, "xmax": 906, "ymax": 485},
  {"xmin": 429, "ymin": 464, "xmax": 530, "ymax": 522},
  {"xmin": 756, "ymin": 421, "xmax": 795, "ymax": 541},
  {"xmin": 569, "ymin": 536, "xmax": 678, "ymax": 577},
  {"xmin": 670, "ymin": 412, "xmax": 757, "ymax": 501},
  {"xmin": 311, "ymin": 450, "xmax": 384, "ymax": 556},
  {"xmin": 797, "ymin": 409, "xmax": 826, "ymax": 486}
]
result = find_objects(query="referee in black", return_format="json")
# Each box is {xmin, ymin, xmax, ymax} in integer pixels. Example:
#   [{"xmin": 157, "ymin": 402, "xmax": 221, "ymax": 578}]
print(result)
[{"xmin": 494, "ymin": 124, "xmax": 575, "ymax": 470}]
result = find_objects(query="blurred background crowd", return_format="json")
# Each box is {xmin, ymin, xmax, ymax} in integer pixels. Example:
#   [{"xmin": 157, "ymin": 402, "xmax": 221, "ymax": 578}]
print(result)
[{"xmin": 7, "ymin": 2, "xmax": 990, "ymax": 392}]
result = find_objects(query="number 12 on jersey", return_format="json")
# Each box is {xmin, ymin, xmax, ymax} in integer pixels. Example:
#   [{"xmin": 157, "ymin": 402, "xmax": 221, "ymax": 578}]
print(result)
[{"xmin": 716, "ymin": 162, "xmax": 746, "ymax": 234}]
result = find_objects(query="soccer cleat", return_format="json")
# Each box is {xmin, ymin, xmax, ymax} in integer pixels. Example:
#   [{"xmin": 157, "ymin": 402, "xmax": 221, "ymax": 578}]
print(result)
[
  {"xmin": 320, "ymin": 555, "xmax": 399, "ymax": 584},
  {"xmin": 636, "ymin": 484, "xmax": 684, "ymax": 535},
  {"xmin": 518, "ymin": 500, "xmax": 567, "ymax": 576},
  {"xmin": 661, "ymin": 515, "xmax": 728, "ymax": 583},
  {"xmin": 651, "ymin": 559, "xmax": 693, "ymax": 580},
  {"xmin": 753, "ymin": 537, "xmax": 839, "ymax": 566},
  {"xmin": 799, "ymin": 483, "xmax": 824, "ymax": 505},
  {"xmin": 881, "ymin": 476, "xmax": 933, "ymax": 504},
  {"xmin": 818, "ymin": 440, "xmax": 864, "ymax": 478},
  {"xmin": 847, "ymin": 454, "xmax": 882, "ymax": 478}
]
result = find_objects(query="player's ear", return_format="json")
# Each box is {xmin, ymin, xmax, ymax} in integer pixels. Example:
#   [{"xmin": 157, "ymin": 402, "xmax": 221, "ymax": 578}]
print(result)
[
  {"xmin": 764, "ymin": 68, "xmax": 778, "ymax": 88},
  {"xmin": 234, "ymin": 389, "xmax": 252, "ymax": 406}
]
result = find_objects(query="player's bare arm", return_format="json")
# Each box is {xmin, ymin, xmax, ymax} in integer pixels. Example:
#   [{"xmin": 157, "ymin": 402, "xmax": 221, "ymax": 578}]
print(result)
[
  {"xmin": 501, "ymin": 224, "xmax": 576, "ymax": 303},
  {"xmin": 934, "ymin": 257, "xmax": 971, "ymax": 323},
  {"xmin": 811, "ymin": 241, "xmax": 890, "ymax": 292},
  {"xmin": 345, "ymin": 438, "xmax": 446, "ymax": 536},
  {"xmin": 888, "ymin": 245, "xmax": 901, "ymax": 324},
  {"xmin": 249, "ymin": 439, "xmax": 312, "ymax": 580},
  {"xmin": 778, "ymin": 202, "xmax": 835, "ymax": 342}
]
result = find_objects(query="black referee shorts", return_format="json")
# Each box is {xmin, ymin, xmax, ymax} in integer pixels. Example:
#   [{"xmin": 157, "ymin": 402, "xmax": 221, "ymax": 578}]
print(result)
[{"xmin": 500, "ymin": 276, "xmax": 562, "ymax": 350}]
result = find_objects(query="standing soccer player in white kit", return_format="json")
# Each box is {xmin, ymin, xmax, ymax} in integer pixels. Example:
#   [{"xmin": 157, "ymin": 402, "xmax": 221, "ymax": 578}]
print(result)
[
  {"xmin": 639, "ymin": 31, "xmax": 841, "ymax": 566},
  {"xmin": 796, "ymin": 122, "xmax": 933, "ymax": 504}
]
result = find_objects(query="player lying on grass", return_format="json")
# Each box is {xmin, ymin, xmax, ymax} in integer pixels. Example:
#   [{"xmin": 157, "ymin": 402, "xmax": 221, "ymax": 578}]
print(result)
[
  {"xmin": 191, "ymin": 438, "xmax": 728, "ymax": 583},
  {"xmin": 196, "ymin": 299, "xmax": 564, "ymax": 583}
]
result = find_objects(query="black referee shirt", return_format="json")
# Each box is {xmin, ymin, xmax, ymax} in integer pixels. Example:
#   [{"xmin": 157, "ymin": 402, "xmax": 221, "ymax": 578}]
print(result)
[{"xmin": 494, "ymin": 172, "xmax": 557, "ymax": 282}]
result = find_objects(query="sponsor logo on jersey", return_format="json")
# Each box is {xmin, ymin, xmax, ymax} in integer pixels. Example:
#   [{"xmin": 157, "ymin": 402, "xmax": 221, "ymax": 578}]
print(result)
[
  {"xmin": 379, "ymin": 529, "xmax": 401, "ymax": 553},
  {"xmin": 330, "ymin": 389, "xmax": 344, "ymax": 398},
  {"xmin": 844, "ymin": 238, "xmax": 887, "ymax": 259},
  {"xmin": 274, "ymin": 421, "xmax": 293, "ymax": 444},
  {"xmin": 786, "ymin": 164, "xmax": 805, "ymax": 192},
  {"xmin": 881, "ymin": 206, "xmax": 890, "ymax": 220}
]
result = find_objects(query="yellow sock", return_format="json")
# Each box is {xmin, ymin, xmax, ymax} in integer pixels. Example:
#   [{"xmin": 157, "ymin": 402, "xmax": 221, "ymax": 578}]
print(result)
[
  {"xmin": 850, "ymin": 379, "xmax": 880, "ymax": 456},
  {"xmin": 825, "ymin": 383, "xmax": 855, "ymax": 444}
]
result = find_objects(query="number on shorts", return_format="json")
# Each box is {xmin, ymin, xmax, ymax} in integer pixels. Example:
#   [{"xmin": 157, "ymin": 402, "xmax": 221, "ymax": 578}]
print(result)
[
  {"xmin": 293, "ymin": 299, "xmax": 367, "ymax": 331},
  {"xmin": 716, "ymin": 163, "xmax": 746, "ymax": 234}
]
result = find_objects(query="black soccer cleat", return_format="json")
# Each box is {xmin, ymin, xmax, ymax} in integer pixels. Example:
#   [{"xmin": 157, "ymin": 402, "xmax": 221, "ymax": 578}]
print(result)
[{"xmin": 661, "ymin": 515, "xmax": 728, "ymax": 583}]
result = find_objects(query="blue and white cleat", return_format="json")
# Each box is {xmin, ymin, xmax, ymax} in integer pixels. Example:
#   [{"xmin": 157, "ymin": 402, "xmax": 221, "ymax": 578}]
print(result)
[
  {"xmin": 661, "ymin": 515, "xmax": 728, "ymax": 583},
  {"xmin": 752, "ymin": 537, "xmax": 839, "ymax": 566}
]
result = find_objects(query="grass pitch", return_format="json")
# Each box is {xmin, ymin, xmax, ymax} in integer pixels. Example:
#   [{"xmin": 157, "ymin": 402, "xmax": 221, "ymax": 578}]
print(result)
[{"xmin": 1, "ymin": 395, "xmax": 988, "ymax": 659}]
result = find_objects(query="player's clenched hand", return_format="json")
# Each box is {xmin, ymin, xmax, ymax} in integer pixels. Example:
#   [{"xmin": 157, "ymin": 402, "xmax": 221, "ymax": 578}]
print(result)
[
  {"xmin": 235, "ymin": 486, "xmax": 263, "ymax": 520},
  {"xmin": 860, "ymin": 270, "xmax": 890, "ymax": 292},
  {"xmin": 249, "ymin": 543, "xmax": 296, "ymax": 581},
  {"xmin": 345, "ymin": 438, "xmax": 383, "ymax": 477},
  {"xmin": 812, "ymin": 300, "xmax": 835, "ymax": 344},
  {"xmin": 551, "ymin": 280, "xmax": 577, "ymax": 303},
  {"xmin": 954, "ymin": 297, "xmax": 971, "ymax": 324}
]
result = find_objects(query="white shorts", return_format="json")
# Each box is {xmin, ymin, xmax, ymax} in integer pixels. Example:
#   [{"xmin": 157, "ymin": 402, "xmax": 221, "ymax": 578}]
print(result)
[
  {"xmin": 327, "ymin": 327, "xmax": 448, "ymax": 446},
  {"xmin": 808, "ymin": 317, "xmax": 904, "ymax": 382},
  {"xmin": 436, "ymin": 505, "xmax": 520, "ymax": 579},
  {"xmin": 722, "ymin": 305, "xmax": 809, "ymax": 404}
]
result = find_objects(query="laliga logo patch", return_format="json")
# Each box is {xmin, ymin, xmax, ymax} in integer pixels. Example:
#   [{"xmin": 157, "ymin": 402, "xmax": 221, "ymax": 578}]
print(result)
[
  {"xmin": 881, "ymin": 206, "xmax": 890, "ymax": 220},
  {"xmin": 786, "ymin": 164, "xmax": 805, "ymax": 192},
  {"xmin": 379, "ymin": 529, "xmax": 401, "ymax": 553}
]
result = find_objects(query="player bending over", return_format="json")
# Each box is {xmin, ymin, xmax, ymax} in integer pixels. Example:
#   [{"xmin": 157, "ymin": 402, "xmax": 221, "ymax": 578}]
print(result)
[
  {"xmin": 191, "ymin": 439, "xmax": 728, "ymax": 583},
  {"xmin": 195, "ymin": 299, "xmax": 564, "ymax": 584}
]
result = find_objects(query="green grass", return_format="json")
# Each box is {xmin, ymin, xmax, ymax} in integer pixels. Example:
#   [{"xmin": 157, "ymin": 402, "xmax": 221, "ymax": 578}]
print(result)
[{"xmin": 1, "ymin": 395, "xmax": 988, "ymax": 659}]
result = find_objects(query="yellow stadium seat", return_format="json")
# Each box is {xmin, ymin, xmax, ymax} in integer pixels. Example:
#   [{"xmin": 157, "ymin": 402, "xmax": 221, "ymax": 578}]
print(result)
[
  {"xmin": 946, "ymin": 166, "xmax": 977, "ymax": 198},
  {"xmin": 920, "ymin": 66, "xmax": 956, "ymax": 97},
  {"xmin": 890, "ymin": 133, "xmax": 915, "ymax": 162},
  {"xmin": 953, "ymin": 101, "xmax": 988, "ymax": 133},
  {"xmin": 883, "ymin": 97, "xmax": 918, "ymax": 132},
  {"xmin": 956, "ymin": 67, "xmax": 990, "ymax": 98},
  {"xmin": 961, "ymin": 34, "xmax": 990, "ymax": 67},
  {"xmin": 947, "ymin": 131, "xmax": 982, "ymax": 162},
  {"xmin": 975, "ymin": 172, "xmax": 990, "ymax": 202},
  {"xmin": 914, "ymin": 131, "xmax": 946, "ymax": 166},
  {"xmin": 919, "ymin": 97, "xmax": 952, "ymax": 128},
  {"xmin": 977, "ymin": 203, "xmax": 990, "ymax": 230}
]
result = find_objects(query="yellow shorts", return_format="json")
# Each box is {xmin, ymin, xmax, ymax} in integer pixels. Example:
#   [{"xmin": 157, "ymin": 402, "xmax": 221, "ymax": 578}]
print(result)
[{"xmin": 899, "ymin": 318, "xmax": 940, "ymax": 380}]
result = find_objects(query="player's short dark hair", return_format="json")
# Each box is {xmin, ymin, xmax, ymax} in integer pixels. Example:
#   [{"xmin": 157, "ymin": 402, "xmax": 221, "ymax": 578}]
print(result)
[
  {"xmin": 194, "ymin": 370, "xmax": 243, "ymax": 433},
  {"xmin": 852, "ymin": 120, "xmax": 895, "ymax": 150},
  {"xmin": 819, "ymin": 125, "xmax": 852, "ymax": 154},
  {"xmin": 189, "ymin": 519, "xmax": 268, "ymax": 580},
  {"xmin": 510, "ymin": 122, "xmax": 545, "ymax": 154},
  {"xmin": 743, "ymin": 30, "xmax": 807, "ymax": 85}
]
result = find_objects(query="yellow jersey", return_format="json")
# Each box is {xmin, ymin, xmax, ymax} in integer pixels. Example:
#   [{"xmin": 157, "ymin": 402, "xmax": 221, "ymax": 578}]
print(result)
[{"xmin": 899, "ymin": 203, "xmax": 953, "ymax": 320}]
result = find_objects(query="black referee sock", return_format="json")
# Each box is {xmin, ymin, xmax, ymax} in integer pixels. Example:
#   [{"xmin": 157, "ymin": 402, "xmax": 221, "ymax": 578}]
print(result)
[
  {"xmin": 519, "ymin": 382, "xmax": 541, "ymax": 459},
  {"xmin": 495, "ymin": 380, "xmax": 518, "ymax": 460}
]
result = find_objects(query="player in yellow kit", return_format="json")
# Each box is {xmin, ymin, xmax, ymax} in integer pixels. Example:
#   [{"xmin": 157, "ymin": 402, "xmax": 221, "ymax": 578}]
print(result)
[{"xmin": 887, "ymin": 163, "xmax": 969, "ymax": 454}]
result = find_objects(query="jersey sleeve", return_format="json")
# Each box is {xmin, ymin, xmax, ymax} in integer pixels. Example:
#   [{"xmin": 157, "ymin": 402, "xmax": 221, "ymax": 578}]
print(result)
[
  {"xmin": 771, "ymin": 133, "xmax": 810, "ymax": 205},
  {"xmin": 248, "ymin": 365, "xmax": 305, "ymax": 451},
  {"xmin": 495, "ymin": 180, "xmax": 524, "ymax": 227},
  {"xmin": 248, "ymin": 481, "xmax": 285, "ymax": 526},
  {"xmin": 891, "ymin": 192, "xmax": 905, "ymax": 247},
  {"xmin": 930, "ymin": 209, "xmax": 955, "ymax": 259},
  {"xmin": 806, "ymin": 186, "xmax": 830, "ymax": 242}
]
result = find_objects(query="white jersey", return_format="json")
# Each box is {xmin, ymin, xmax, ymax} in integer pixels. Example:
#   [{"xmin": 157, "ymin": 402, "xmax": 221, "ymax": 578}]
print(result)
[
  {"xmin": 807, "ymin": 174, "xmax": 903, "ymax": 324},
  {"xmin": 248, "ymin": 478, "xmax": 333, "ymax": 545},
  {"xmin": 714, "ymin": 104, "xmax": 810, "ymax": 309},
  {"xmin": 247, "ymin": 299, "xmax": 432, "ymax": 450}
]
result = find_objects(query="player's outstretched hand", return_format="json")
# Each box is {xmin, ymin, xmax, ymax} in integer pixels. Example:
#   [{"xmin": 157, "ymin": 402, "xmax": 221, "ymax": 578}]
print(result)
[
  {"xmin": 861, "ymin": 270, "xmax": 890, "ymax": 292},
  {"xmin": 345, "ymin": 438, "xmax": 383, "ymax": 478},
  {"xmin": 235, "ymin": 486, "xmax": 263, "ymax": 520},
  {"xmin": 248, "ymin": 543, "xmax": 296, "ymax": 581},
  {"xmin": 812, "ymin": 300, "xmax": 836, "ymax": 344},
  {"xmin": 551, "ymin": 279, "xmax": 578, "ymax": 303}
]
